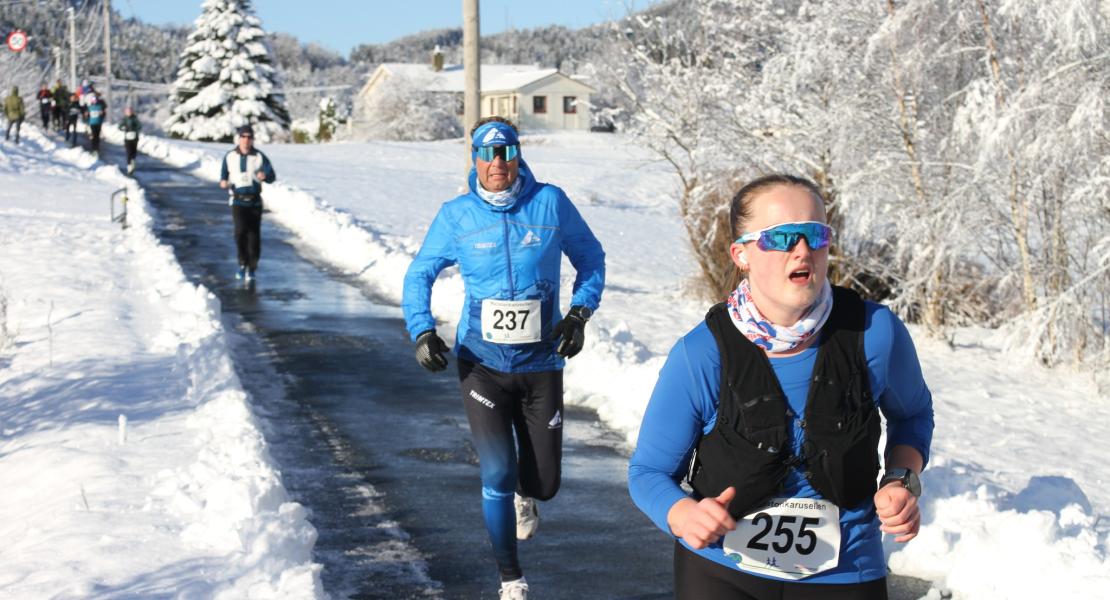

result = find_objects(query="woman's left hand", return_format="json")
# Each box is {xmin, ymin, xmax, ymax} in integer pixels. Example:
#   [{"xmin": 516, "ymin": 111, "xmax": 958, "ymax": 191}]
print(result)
[{"xmin": 874, "ymin": 483, "xmax": 920, "ymax": 543}]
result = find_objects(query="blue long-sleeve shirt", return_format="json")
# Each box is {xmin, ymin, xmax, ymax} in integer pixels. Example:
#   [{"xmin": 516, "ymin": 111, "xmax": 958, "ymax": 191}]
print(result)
[{"xmin": 628, "ymin": 301, "xmax": 933, "ymax": 583}]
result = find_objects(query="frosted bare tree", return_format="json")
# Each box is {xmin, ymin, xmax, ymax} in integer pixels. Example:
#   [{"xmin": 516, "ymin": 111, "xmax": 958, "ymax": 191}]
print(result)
[
  {"xmin": 601, "ymin": 0, "xmax": 1110, "ymax": 367},
  {"xmin": 348, "ymin": 77, "xmax": 461, "ymax": 141},
  {"xmin": 602, "ymin": 0, "xmax": 791, "ymax": 298},
  {"xmin": 715, "ymin": 1, "xmax": 891, "ymax": 294},
  {"xmin": 848, "ymin": 0, "xmax": 985, "ymax": 334},
  {"xmin": 951, "ymin": 0, "xmax": 1110, "ymax": 364}
]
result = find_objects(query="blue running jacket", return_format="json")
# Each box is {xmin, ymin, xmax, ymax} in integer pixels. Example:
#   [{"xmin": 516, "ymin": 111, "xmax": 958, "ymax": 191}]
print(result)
[{"xmin": 402, "ymin": 160, "xmax": 605, "ymax": 373}]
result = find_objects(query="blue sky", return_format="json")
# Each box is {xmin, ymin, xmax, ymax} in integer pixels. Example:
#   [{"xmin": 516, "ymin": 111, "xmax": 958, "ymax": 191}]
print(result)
[{"xmin": 117, "ymin": 1, "xmax": 653, "ymax": 58}]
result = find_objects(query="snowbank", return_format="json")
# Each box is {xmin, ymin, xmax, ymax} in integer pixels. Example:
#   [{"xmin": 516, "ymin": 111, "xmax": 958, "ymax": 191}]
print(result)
[{"xmin": 0, "ymin": 128, "xmax": 323, "ymax": 598}]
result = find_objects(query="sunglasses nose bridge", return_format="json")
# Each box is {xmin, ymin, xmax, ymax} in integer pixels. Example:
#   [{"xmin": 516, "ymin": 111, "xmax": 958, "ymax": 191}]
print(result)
[{"xmin": 781, "ymin": 233, "xmax": 807, "ymax": 252}]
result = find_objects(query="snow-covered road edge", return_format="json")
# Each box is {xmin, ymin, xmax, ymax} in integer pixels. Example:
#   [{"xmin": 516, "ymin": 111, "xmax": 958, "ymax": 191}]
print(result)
[{"xmin": 30, "ymin": 128, "xmax": 326, "ymax": 598}]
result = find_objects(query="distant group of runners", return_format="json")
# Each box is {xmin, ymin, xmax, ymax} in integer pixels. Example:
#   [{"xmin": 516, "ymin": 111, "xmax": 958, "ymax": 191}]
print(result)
[{"xmin": 3, "ymin": 79, "xmax": 142, "ymax": 173}]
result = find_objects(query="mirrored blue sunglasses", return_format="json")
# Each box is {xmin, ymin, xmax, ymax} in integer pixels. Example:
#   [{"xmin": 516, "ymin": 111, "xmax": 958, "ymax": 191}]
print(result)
[
  {"xmin": 474, "ymin": 144, "xmax": 519, "ymax": 162},
  {"xmin": 735, "ymin": 221, "xmax": 833, "ymax": 252}
]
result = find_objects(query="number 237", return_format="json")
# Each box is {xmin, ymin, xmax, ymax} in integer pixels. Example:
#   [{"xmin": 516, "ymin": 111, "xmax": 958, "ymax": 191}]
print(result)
[
  {"xmin": 746, "ymin": 514, "xmax": 820, "ymax": 555},
  {"xmin": 492, "ymin": 309, "xmax": 530, "ymax": 330}
]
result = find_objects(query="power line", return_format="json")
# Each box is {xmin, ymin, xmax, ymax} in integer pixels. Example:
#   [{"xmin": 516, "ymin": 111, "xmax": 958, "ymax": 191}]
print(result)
[{"xmin": 88, "ymin": 75, "xmax": 354, "ymax": 95}]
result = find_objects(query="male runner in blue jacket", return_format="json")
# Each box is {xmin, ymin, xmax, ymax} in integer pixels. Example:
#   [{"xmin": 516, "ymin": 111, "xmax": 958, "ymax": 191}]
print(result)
[{"xmin": 402, "ymin": 117, "xmax": 605, "ymax": 600}]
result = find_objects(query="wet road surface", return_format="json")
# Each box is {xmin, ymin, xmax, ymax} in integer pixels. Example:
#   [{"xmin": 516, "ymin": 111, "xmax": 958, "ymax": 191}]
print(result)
[{"xmin": 115, "ymin": 144, "xmax": 934, "ymax": 600}]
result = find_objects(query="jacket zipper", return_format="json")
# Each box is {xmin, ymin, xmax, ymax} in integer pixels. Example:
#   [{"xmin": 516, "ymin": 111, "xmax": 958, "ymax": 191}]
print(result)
[{"xmin": 502, "ymin": 212, "xmax": 514, "ymax": 299}]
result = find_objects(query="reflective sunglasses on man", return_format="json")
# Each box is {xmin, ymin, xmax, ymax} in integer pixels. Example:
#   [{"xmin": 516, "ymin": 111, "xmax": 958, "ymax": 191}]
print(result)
[
  {"xmin": 735, "ymin": 221, "xmax": 833, "ymax": 252},
  {"xmin": 474, "ymin": 144, "xmax": 519, "ymax": 162}
]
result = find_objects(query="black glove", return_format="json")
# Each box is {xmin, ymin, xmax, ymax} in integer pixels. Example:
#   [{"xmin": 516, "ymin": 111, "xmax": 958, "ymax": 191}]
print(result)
[
  {"xmin": 550, "ymin": 305, "xmax": 591, "ymax": 358},
  {"xmin": 414, "ymin": 329, "xmax": 449, "ymax": 372}
]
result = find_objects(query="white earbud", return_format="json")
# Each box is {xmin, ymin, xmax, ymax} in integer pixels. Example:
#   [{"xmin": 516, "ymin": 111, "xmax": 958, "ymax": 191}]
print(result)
[{"xmin": 738, "ymin": 254, "xmax": 748, "ymax": 265}]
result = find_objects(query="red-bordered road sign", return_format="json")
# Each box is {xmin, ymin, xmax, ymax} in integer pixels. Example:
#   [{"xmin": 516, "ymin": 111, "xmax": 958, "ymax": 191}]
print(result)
[{"xmin": 7, "ymin": 30, "xmax": 28, "ymax": 53}]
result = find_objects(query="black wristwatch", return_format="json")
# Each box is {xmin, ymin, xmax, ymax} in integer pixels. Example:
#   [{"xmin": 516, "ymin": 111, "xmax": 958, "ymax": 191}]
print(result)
[
  {"xmin": 570, "ymin": 305, "xmax": 592, "ymax": 321},
  {"xmin": 880, "ymin": 468, "xmax": 922, "ymax": 498}
]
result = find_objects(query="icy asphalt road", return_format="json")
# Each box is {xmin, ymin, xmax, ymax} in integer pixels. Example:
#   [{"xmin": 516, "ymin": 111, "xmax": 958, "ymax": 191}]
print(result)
[{"xmin": 115, "ymin": 143, "xmax": 933, "ymax": 600}]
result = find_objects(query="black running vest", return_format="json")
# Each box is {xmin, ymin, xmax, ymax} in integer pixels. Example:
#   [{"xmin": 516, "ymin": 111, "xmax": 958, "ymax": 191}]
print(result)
[{"xmin": 688, "ymin": 286, "xmax": 881, "ymax": 519}]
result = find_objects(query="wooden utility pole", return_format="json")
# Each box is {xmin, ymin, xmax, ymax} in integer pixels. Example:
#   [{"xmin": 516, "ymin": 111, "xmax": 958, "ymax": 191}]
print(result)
[
  {"xmin": 463, "ymin": 0, "xmax": 480, "ymax": 168},
  {"xmin": 103, "ymin": 0, "xmax": 113, "ymax": 121}
]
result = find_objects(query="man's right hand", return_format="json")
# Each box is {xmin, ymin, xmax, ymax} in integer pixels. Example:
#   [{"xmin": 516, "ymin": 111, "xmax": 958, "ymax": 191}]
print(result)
[
  {"xmin": 667, "ymin": 487, "xmax": 737, "ymax": 549},
  {"xmin": 219, "ymin": 180, "xmax": 229, "ymax": 189},
  {"xmin": 415, "ymin": 329, "xmax": 449, "ymax": 372}
]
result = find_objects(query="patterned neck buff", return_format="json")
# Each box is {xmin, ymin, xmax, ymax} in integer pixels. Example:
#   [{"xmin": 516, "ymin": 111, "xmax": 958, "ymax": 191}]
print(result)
[
  {"xmin": 476, "ymin": 176, "xmax": 522, "ymax": 207},
  {"xmin": 726, "ymin": 278, "xmax": 833, "ymax": 353}
]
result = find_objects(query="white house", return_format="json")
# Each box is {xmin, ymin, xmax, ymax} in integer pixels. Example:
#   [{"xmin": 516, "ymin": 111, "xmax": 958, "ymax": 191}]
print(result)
[{"xmin": 357, "ymin": 61, "xmax": 596, "ymax": 132}]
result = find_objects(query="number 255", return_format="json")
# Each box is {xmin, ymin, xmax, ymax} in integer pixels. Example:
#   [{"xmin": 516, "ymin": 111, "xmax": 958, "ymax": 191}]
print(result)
[{"xmin": 746, "ymin": 514, "xmax": 820, "ymax": 555}]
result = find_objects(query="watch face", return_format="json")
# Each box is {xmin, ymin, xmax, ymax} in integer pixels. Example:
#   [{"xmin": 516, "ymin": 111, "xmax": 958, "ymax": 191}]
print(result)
[{"xmin": 882, "ymin": 469, "xmax": 922, "ymax": 497}]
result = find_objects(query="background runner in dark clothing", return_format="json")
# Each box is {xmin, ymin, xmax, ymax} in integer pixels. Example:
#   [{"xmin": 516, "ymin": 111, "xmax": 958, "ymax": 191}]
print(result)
[
  {"xmin": 65, "ymin": 94, "xmax": 81, "ymax": 147},
  {"xmin": 218, "ymin": 124, "xmax": 276, "ymax": 281},
  {"xmin": 51, "ymin": 80, "xmax": 69, "ymax": 131},
  {"xmin": 84, "ymin": 95, "xmax": 106, "ymax": 154},
  {"xmin": 4, "ymin": 87, "xmax": 24, "ymax": 144},
  {"xmin": 35, "ymin": 84, "xmax": 52, "ymax": 129},
  {"xmin": 120, "ymin": 106, "xmax": 142, "ymax": 175}
]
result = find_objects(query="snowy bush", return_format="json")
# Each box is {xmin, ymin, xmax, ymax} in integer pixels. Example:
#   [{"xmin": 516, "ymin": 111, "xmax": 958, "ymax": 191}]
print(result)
[
  {"xmin": 164, "ymin": 0, "xmax": 290, "ymax": 143},
  {"xmin": 348, "ymin": 78, "xmax": 461, "ymax": 142},
  {"xmin": 316, "ymin": 97, "xmax": 338, "ymax": 142}
]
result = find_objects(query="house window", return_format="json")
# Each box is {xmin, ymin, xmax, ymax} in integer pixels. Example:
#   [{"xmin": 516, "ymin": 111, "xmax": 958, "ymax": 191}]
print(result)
[
  {"xmin": 563, "ymin": 96, "xmax": 577, "ymax": 114},
  {"xmin": 533, "ymin": 95, "xmax": 546, "ymax": 114}
]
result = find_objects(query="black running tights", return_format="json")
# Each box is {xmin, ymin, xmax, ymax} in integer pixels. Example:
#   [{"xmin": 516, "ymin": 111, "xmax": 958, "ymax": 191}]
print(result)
[{"xmin": 673, "ymin": 541, "xmax": 888, "ymax": 600}]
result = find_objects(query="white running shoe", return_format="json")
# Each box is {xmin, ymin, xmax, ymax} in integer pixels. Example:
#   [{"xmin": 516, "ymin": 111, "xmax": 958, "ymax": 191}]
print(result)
[
  {"xmin": 514, "ymin": 493, "xmax": 539, "ymax": 540},
  {"xmin": 499, "ymin": 577, "xmax": 529, "ymax": 600}
]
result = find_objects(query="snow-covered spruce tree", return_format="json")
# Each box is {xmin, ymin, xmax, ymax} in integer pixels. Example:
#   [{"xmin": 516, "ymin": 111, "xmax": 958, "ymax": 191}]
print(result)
[{"xmin": 164, "ymin": 0, "xmax": 290, "ymax": 142}]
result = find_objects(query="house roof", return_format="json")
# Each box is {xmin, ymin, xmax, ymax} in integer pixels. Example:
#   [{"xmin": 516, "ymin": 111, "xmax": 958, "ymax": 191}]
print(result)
[{"xmin": 371, "ymin": 63, "xmax": 592, "ymax": 94}]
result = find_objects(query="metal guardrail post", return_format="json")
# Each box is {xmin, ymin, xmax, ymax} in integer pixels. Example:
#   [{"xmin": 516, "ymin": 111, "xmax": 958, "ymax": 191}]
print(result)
[{"xmin": 110, "ymin": 187, "xmax": 128, "ymax": 229}]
